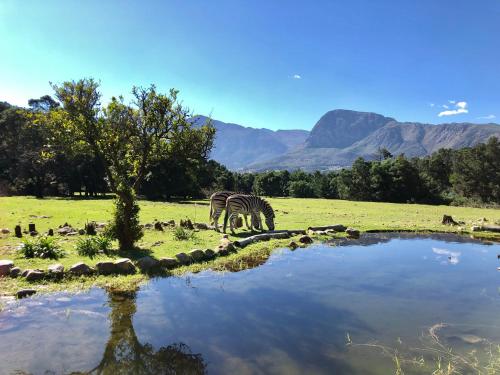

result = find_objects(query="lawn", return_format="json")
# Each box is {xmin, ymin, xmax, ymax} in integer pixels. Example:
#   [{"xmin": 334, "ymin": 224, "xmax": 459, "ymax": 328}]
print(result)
[{"xmin": 1, "ymin": 196, "xmax": 499, "ymax": 296}]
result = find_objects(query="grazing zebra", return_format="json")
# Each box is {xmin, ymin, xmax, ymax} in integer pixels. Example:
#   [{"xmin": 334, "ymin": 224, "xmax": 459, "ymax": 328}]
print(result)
[
  {"xmin": 223, "ymin": 194, "xmax": 275, "ymax": 234},
  {"xmin": 209, "ymin": 191, "xmax": 259, "ymax": 232}
]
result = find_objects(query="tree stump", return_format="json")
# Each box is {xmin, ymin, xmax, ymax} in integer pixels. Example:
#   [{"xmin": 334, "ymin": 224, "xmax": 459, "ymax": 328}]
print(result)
[
  {"xmin": 28, "ymin": 223, "xmax": 36, "ymax": 233},
  {"xmin": 14, "ymin": 225, "xmax": 22, "ymax": 238},
  {"xmin": 442, "ymin": 215, "xmax": 458, "ymax": 225}
]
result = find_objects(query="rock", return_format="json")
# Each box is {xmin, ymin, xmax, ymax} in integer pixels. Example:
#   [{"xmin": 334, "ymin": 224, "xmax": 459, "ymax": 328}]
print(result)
[
  {"xmin": 175, "ymin": 252, "xmax": 192, "ymax": 265},
  {"xmin": 10, "ymin": 267, "xmax": 21, "ymax": 278},
  {"xmin": 346, "ymin": 228, "xmax": 360, "ymax": 238},
  {"xmin": 21, "ymin": 269, "xmax": 30, "ymax": 277},
  {"xmin": 180, "ymin": 219, "xmax": 194, "ymax": 230},
  {"xmin": 95, "ymin": 261, "xmax": 116, "ymax": 275},
  {"xmin": 57, "ymin": 226, "xmax": 76, "ymax": 236},
  {"xmin": 299, "ymin": 235, "xmax": 313, "ymax": 244},
  {"xmin": 15, "ymin": 225, "xmax": 22, "ymax": 238},
  {"xmin": 442, "ymin": 215, "xmax": 458, "ymax": 225},
  {"xmin": 28, "ymin": 223, "xmax": 36, "ymax": 232},
  {"xmin": 193, "ymin": 222, "xmax": 210, "ymax": 230},
  {"xmin": 47, "ymin": 228, "xmax": 54, "ymax": 236},
  {"xmin": 219, "ymin": 238, "xmax": 236, "ymax": 252},
  {"xmin": 1, "ymin": 228, "xmax": 10, "ymax": 234},
  {"xmin": 159, "ymin": 257, "xmax": 179, "ymax": 269},
  {"xmin": 78, "ymin": 229, "xmax": 86, "ymax": 235},
  {"xmin": 154, "ymin": 222, "xmax": 163, "ymax": 231},
  {"xmin": 96, "ymin": 222, "xmax": 107, "ymax": 229},
  {"xmin": 222, "ymin": 234, "xmax": 229, "ymax": 239},
  {"xmin": 25, "ymin": 269, "xmax": 45, "ymax": 281},
  {"xmin": 17, "ymin": 289, "xmax": 37, "ymax": 299},
  {"xmin": 151, "ymin": 241, "xmax": 164, "ymax": 247},
  {"xmin": 144, "ymin": 223, "xmax": 154, "ymax": 229},
  {"xmin": 0, "ymin": 260, "xmax": 14, "ymax": 277},
  {"xmin": 288, "ymin": 241, "xmax": 299, "ymax": 249},
  {"xmin": 204, "ymin": 249, "xmax": 216, "ymax": 259},
  {"xmin": 215, "ymin": 247, "xmax": 229, "ymax": 256},
  {"xmin": 69, "ymin": 262, "xmax": 93, "ymax": 276},
  {"xmin": 29, "ymin": 231, "xmax": 38, "ymax": 236},
  {"xmin": 114, "ymin": 258, "xmax": 136, "ymax": 274},
  {"xmin": 47, "ymin": 263, "xmax": 64, "ymax": 277},
  {"xmin": 188, "ymin": 249, "xmax": 206, "ymax": 262},
  {"xmin": 471, "ymin": 225, "xmax": 481, "ymax": 232},
  {"xmin": 136, "ymin": 256, "xmax": 160, "ymax": 272}
]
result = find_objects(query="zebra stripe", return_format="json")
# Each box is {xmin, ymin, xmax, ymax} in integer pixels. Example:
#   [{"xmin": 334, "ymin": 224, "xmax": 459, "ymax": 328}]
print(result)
[
  {"xmin": 223, "ymin": 194, "xmax": 275, "ymax": 233},
  {"xmin": 209, "ymin": 191, "xmax": 257, "ymax": 232}
]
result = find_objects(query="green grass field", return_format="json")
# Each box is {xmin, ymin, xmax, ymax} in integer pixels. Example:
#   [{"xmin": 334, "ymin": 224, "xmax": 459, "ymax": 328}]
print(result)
[{"xmin": 1, "ymin": 196, "xmax": 499, "ymax": 296}]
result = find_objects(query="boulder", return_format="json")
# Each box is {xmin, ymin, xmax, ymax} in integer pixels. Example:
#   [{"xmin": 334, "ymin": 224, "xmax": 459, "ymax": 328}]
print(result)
[
  {"xmin": 288, "ymin": 241, "xmax": 299, "ymax": 250},
  {"xmin": 57, "ymin": 226, "xmax": 76, "ymax": 236},
  {"xmin": 215, "ymin": 247, "xmax": 229, "ymax": 257},
  {"xmin": 15, "ymin": 225, "xmax": 22, "ymax": 238},
  {"xmin": 0, "ymin": 260, "xmax": 14, "ymax": 277},
  {"xmin": 194, "ymin": 222, "xmax": 210, "ymax": 230},
  {"xmin": 346, "ymin": 228, "xmax": 360, "ymax": 238},
  {"xmin": 78, "ymin": 229, "xmax": 86, "ymax": 235},
  {"xmin": 136, "ymin": 256, "xmax": 160, "ymax": 272},
  {"xmin": 47, "ymin": 264, "xmax": 64, "ymax": 277},
  {"xmin": 29, "ymin": 231, "xmax": 38, "ymax": 236},
  {"xmin": 47, "ymin": 228, "xmax": 54, "ymax": 236},
  {"xmin": 159, "ymin": 257, "xmax": 179, "ymax": 269},
  {"xmin": 25, "ymin": 269, "xmax": 45, "ymax": 281},
  {"xmin": 204, "ymin": 249, "xmax": 216, "ymax": 259},
  {"xmin": 219, "ymin": 238, "xmax": 236, "ymax": 252},
  {"xmin": 10, "ymin": 267, "xmax": 22, "ymax": 278},
  {"xmin": 69, "ymin": 262, "xmax": 93, "ymax": 276},
  {"xmin": 442, "ymin": 215, "xmax": 458, "ymax": 225},
  {"xmin": 114, "ymin": 258, "xmax": 136, "ymax": 274},
  {"xmin": 96, "ymin": 261, "xmax": 116, "ymax": 275},
  {"xmin": 1, "ymin": 228, "xmax": 10, "ymax": 234},
  {"xmin": 162, "ymin": 220, "xmax": 176, "ymax": 227},
  {"xmin": 154, "ymin": 222, "xmax": 163, "ymax": 231},
  {"xmin": 144, "ymin": 223, "xmax": 154, "ymax": 229},
  {"xmin": 17, "ymin": 289, "xmax": 37, "ymax": 299},
  {"xmin": 299, "ymin": 235, "xmax": 313, "ymax": 244},
  {"xmin": 188, "ymin": 249, "xmax": 206, "ymax": 262},
  {"xmin": 175, "ymin": 252, "xmax": 192, "ymax": 265}
]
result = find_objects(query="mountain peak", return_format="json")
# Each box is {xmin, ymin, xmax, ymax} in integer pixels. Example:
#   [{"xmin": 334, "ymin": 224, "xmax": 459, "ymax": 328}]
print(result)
[{"xmin": 305, "ymin": 109, "xmax": 395, "ymax": 148}]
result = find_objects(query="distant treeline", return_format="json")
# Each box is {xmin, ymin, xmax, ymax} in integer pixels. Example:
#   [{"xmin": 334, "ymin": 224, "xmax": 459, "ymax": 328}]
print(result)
[{"xmin": 1, "ymin": 99, "xmax": 499, "ymax": 205}]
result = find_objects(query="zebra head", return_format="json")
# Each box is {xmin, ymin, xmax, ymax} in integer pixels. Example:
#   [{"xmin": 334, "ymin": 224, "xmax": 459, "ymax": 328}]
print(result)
[{"xmin": 260, "ymin": 198, "xmax": 275, "ymax": 231}]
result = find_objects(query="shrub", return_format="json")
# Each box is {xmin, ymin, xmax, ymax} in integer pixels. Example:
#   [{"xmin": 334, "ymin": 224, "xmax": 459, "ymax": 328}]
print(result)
[
  {"xmin": 20, "ymin": 236, "xmax": 64, "ymax": 259},
  {"xmin": 173, "ymin": 227, "xmax": 195, "ymax": 241},
  {"xmin": 76, "ymin": 235, "xmax": 113, "ymax": 258}
]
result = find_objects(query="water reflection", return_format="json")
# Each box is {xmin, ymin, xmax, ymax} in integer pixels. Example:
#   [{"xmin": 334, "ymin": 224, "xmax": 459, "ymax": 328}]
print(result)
[{"xmin": 85, "ymin": 291, "xmax": 207, "ymax": 375}]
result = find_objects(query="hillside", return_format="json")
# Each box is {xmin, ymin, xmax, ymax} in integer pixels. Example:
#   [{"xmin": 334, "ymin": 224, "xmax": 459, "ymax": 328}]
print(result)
[
  {"xmin": 247, "ymin": 110, "xmax": 500, "ymax": 171},
  {"xmin": 190, "ymin": 115, "xmax": 309, "ymax": 170}
]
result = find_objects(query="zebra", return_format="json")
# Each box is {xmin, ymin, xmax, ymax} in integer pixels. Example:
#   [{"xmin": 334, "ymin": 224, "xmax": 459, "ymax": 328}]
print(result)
[
  {"xmin": 209, "ymin": 191, "xmax": 260, "ymax": 232},
  {"xmin": 223, "ymin": 194, "xmax": 275, "ymax": 234}
]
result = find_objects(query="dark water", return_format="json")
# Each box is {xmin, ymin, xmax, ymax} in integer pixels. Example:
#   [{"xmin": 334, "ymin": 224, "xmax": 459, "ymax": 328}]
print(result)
[{"xmin": 1, "ymin": 234, "xmax": 500, "ymax": 375}]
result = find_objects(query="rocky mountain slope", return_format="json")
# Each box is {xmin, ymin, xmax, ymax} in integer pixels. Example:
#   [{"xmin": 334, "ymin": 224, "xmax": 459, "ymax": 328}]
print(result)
[{"xmin": 192, "ymin": 110, "xmax": 500, "ymax": 171}]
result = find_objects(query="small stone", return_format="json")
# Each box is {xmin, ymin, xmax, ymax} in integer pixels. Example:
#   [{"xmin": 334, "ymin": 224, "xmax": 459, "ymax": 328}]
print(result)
[
  {"xmin": 1, "ymin": 228, "xmax": 10, "ymax": 234},
  {"xmin": 299, "ymin": 235, "xmax": 313, "ymax": 244},
  {"xmin": 47, "ymin": 263, "xmax": 64, "ymax": 275},
  {"xmin": 14, "ymin": 225, "xmax": 22, "ymax": 238},
  {"xmin": 17, "ymin": 289, "xmax": 37, "ymax": 299},
  {"xmin": 144, "ymin": 223, "xmax": 154, "ymax": 229},
  {"xmin": 219, "ymin": 238, "xmax": 235, "ymax": 252},
  {"xmin": 114, "ymin": 258, "xmax": 136, "ymax": 274},
  {"xmin": 78, "ymin": 229, "xmax": 86, "ymax": 235},
  {"xmin": 204, "ymin": 249, "xmax": 216, "ymax": 259},
  {"xmin": 25, "ymin": 270, "xmax": 45, "ymax": 281},
  {"xmin": 288, "ymin": 241, "xmax": 299, "ymax": 249},
  {"xmin": 194, "ymin": 222, "xmax": 210, "ymax": 230},
  {"xmin": 69, "ymin": 262, "xmax": 93, "ymax": 276},
  {"xmin": 154, "ymin": 222, "xmax": 163, "ymax": 231},
  {"xmin": 159, "ymin": 257, "xmax": 179, "ymax": 269},
  {"xmin": 136, "ymin": 256, "xmax": 160, "ymax": 272},
  {"xmin": 0, "ymin": 260, "xmax": 15, "ymax": 277},
  {"xmin": 346, "ymin": 228, "xmax": 360, "ymax": 238},
  {"xmin": 10, "ymin": 267, "xmax": 21, "ymax": 278},
  {"xmin": 151, "ymin": 241, "xmax": 164, "ymax": 247},
  {"xmin": 215, "ymin": 247, "xmax": 229, "ymax": 256},
  {"xmin": 471, "ymin": 226, "xmax": 481, "ymax": 232},
  {"xmin": 222, "ymin": 234, "xmax": 229, "ymax": 239},
  {"xmin": 29, "ymin": 231, "xmax": 38, "ymax": 236},
  {"xmin": 188, "ymin": 249, "xmax": 206, "ymax": 262},
  {"xmin": 95, "ymin": 261, "xmax": 116, "ymax": 275},
  {"xmin": 57, "ymin": 226, "xmax": 76, "ymax": 236},
  {"xmin": 47, "ymin": 229, "xmax": 54, "ymax": 236},
  {"xmin": 175, "ymin": 252, "xmax": 192, "ymax": 265}
]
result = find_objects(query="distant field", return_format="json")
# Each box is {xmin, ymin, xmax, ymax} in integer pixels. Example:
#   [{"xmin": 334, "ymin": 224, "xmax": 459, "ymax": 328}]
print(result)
[{"xmin": 1, "ymin": 196, "xmax": 499, "ymax": 295}]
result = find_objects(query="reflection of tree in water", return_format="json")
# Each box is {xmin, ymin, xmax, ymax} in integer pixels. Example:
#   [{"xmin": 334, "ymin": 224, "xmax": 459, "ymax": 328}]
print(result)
[{"xmin": 86, "ymin": 290, "xmax": 206, "ymax": 375}]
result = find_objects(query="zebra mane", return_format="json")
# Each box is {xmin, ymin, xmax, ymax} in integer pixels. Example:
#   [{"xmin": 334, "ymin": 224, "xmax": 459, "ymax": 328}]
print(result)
[{"xmin": 259, "ymin": 197, "xmax": 274, "ymax": 216}]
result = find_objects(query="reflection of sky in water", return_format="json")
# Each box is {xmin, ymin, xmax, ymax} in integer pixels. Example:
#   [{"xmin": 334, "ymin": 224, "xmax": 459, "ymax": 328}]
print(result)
[{"xmin": 1, "ymin": 234, "xmax": 500, "ymax": 374}]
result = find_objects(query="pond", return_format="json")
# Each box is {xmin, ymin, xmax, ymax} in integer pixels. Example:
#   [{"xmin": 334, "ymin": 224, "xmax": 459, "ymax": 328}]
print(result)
[{"xmin": 1, "ymin": 233, "xmax": 500, "ymax": 374}]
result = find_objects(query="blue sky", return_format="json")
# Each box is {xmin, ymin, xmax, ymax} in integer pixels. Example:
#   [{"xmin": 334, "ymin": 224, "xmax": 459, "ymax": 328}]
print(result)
[{"xmin": 0, "ymin": 0, "xmax": 499, "ymax": 130}]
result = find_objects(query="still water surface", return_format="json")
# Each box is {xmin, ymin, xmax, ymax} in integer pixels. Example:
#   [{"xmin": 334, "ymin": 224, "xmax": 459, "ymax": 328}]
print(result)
[{"xmin": 1, "ymin": 234, "xmax": 500, "ymax": 374}]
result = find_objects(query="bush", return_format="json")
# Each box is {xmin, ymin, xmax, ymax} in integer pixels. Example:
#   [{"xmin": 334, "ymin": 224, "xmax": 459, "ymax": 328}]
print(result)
[
  {"xmin": 20, "ymin": 236, "xmax": 64, "ymax": 259},
  {"xmin": 173, "ymin": 227, "xmax": 195, "ymax": 241},
  {"xmin": 76, "ymin": 235, "xmax": 113, "ymax": 258}
]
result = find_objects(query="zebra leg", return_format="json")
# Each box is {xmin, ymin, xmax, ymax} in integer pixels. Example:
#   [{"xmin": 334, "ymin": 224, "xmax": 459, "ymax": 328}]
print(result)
[
  {"xmin": 243, "ymin": 214, "xmax": 251, "ymax": 230},
  {"xmin": 213, "ymin": 208, "xmax": 223, "ymax": 232},
  {"xmin": 229, "ymin": 214, "xmax": 236, "ymax": 234}
]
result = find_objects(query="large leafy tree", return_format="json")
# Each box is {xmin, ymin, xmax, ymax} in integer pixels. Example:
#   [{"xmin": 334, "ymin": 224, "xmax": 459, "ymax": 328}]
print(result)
[{"xmin": 46, "ymin": 79, "xmax": 214, "ymax": 251}]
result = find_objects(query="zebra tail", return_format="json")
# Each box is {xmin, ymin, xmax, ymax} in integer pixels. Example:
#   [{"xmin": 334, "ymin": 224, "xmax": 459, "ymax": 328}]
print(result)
[{"xmin": 209, "ymin": 199, "xmax": 213, "ymax": 224}]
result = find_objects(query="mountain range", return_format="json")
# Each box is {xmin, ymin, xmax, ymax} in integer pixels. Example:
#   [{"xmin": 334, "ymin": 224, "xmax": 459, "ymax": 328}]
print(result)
[{"xmin": 192, "ymin": 110, "xmax": 500, "ymax": 171}]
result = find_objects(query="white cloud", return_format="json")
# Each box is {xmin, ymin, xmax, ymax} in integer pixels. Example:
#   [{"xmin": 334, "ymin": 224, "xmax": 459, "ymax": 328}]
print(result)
[
  {"xmin": 429, "ymin": 103, "xmax": 435, "ymax": 107},
  {"xmin": 442, "ymin": 104, "xmax": 449, "ymax": 109},
  {"xmin": 292, "ymin": 74, "xmax": 302, "ymax": 79},
  {"xmin": 476, "ymin": 114, "xmax": 496, "ymax": 120},
  {"xmin": 438, "ymin": 100, "xmax": 468, "ymax": 117},
  {"xmin": 448, "ymin": 100, "xmax": 456, "ymax": 104}
]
